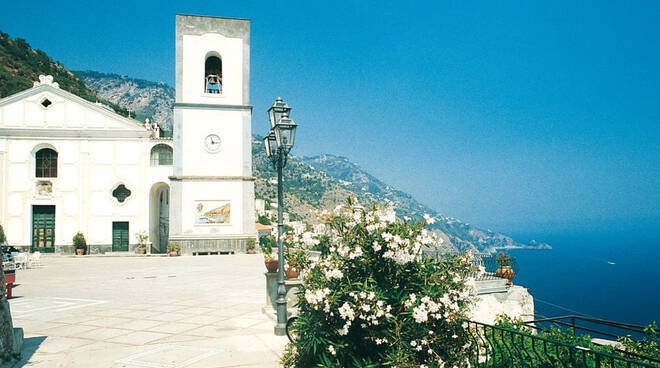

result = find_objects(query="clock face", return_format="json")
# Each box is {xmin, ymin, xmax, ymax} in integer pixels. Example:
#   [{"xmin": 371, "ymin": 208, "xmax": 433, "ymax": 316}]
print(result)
[{"xmin": 204, "ymin": 134, "xmax": 222, "ymax": 153}]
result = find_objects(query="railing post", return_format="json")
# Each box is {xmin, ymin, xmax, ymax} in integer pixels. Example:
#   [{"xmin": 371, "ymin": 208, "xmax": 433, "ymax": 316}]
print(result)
[{"xmin": 571, "ymin": 316, "xmax": 575, "ymax": 336}]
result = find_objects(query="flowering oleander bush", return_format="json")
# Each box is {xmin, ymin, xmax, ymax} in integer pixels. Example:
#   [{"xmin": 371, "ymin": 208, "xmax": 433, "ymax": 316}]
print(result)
[{"xmin": 282, "ymin": 201, "xmax": 476, "ymax": 367}]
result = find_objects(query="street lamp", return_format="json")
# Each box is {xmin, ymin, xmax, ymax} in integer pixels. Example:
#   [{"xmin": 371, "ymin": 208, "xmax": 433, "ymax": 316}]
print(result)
[{"xmin": 263, "ymin": 97, "xmax": 297, "ymax": 336}]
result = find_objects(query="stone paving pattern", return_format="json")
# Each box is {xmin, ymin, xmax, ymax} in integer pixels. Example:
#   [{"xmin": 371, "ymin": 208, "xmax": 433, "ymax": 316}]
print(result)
[{"xmin": 1, "ymin": 255, "xmax": 288, "ymax": 367}]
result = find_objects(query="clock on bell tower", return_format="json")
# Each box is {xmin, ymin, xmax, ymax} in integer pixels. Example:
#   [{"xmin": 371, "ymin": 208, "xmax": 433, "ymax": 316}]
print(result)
[{"xmin": 169, "ymin": 14, "xmax": 256, "ymax": 254}]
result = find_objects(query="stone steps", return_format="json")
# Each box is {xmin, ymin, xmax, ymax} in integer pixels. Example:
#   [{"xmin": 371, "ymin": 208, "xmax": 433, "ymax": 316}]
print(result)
[{"xmin": 475, "ymin": 278, "xmax": 509, "ymax": 295}]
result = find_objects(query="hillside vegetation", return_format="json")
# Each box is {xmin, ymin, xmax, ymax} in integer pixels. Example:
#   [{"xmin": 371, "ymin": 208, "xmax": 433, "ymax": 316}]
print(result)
[
  {"xmin": 0, "ymin": 29, "xmax": 548, "ymax": 252},
  {"xmin": 76, "ymin": 70, "xmax": 174, "ymax": 132},
  {"xmin": 0, "ymin": 31, "xmax": 128, "ymax": 116}
]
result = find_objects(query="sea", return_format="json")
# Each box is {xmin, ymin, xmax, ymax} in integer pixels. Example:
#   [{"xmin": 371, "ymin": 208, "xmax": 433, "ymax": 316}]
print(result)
[{"xmin": 505, "ymin": 231, "xmax": 660, "ymax": 328}]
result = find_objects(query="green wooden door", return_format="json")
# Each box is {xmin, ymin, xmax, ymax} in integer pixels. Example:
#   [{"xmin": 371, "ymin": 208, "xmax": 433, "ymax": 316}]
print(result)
[
  {"xmin": 32, "ymin": 205, "xmax": 55, "ymax": 253},
  {"xmin": 112, "ymin": 222, "xmax": 129, "ymax": 252}
]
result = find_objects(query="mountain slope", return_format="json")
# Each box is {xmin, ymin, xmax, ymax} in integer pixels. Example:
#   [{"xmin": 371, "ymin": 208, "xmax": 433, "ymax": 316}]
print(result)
[
  {"xmin": 76, "ymin": 70, "xmax": 174, "ymax": 132},
  {"xmin": 0, "ymin": 31, "xmax": 128, "ymax": 116},
  {"xmin": 67, "ymin": 69, "xmax": 548, "ymax": 252},
  {"xmin": 300, "ymin": 154, "xmax": 551, "ymax": 252}
]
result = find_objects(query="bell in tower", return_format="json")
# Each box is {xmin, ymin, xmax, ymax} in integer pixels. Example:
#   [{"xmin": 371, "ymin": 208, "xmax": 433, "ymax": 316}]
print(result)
[{"xmin": 169, "ymin": 14, "xmax": 256, "ymax": 254}]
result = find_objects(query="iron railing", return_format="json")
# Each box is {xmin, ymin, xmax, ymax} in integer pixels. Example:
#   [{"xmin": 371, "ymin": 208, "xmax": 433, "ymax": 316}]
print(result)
[
  {"xmin": 465, "ymin": 320, "xmax": 660, "ymax": 368},
  {"xmin": 525, "ymin": 315, "xmax": 660, "ymax": 364},
  {"xmin": 528, "ymin": 315, "xmax": 655, "ymax": 341},
  {"xmin": 423, "ymin": 249, "xmax": 517, "ymax": 281}
]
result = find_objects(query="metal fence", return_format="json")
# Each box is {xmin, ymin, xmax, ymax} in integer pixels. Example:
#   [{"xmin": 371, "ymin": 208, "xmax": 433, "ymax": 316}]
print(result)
[
  {"xmin": 525, "ymin": 315, "xmax": 660, "ymax": 365},
  {"xmin": 465, "ymin": 320, "xmax": 660, "ymax": 368},
  {"xmin": 423, "ymin": 249, "xmax": 517, "ymax": 281}
]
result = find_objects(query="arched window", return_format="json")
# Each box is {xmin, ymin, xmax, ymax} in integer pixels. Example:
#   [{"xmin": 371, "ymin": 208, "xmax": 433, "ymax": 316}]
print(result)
[
  {"xmin": 150, "ymin": 144, "xmax": 173, "ymax": 166},
  {"xmin": 204, "ymin": 55, "xmax": 222, "ymax": 94},
  {"xmin": 35, "ymin": 148, "xmax": 57, "ymax": 177}
]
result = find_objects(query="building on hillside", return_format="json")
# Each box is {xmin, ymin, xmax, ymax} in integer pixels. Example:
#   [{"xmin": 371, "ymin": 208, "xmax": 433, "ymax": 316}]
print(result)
[
  {"xmin": 255, "ymin": 223, "xmax": 272, "ymax": 239},
  {"xmin": 0, "ymin": 15, "xmax": 256, "ymax": 255},
  {"xmin": 255, "ymin": 199, "xmax": 265, "ymax": 216}
]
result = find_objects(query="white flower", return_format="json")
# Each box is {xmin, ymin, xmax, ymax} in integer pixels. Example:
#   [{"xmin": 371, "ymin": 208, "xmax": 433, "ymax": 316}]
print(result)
[
  {"xmin": 328, "ymin": 345, "xmax": 336, "ymax": 356},
  {"xmin": 413, "ymin": 305, "xmax": 429, "ymax": 323},
  {"xmin": 423, "ymin": 213, "xmax": 436, "ymax": 224},
  {"xmin": 338, "ymin": 302, "xmax": 355, "ymax": 321},
  {"xmin": 324, "ymin": 268, "xmax": 344, "ymax": 279}
]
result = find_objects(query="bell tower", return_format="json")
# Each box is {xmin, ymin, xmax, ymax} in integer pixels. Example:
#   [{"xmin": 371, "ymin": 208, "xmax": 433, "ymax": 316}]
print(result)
[{"xmin": 169, "ymin": 14, "xmax": 256, "ymax": 254}]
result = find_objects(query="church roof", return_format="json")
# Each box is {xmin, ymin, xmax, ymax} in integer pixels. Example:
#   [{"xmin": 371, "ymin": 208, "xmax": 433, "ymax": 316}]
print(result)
[{"xmin": 0, "ymin": 75, "xmax": 151, "ymax": 138}]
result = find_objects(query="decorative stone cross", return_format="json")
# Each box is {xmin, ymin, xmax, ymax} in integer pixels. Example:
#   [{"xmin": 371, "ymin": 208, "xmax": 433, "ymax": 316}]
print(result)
[{"xmin": 32, "ymin": 74, "xmax": 60, "ymax": 88}]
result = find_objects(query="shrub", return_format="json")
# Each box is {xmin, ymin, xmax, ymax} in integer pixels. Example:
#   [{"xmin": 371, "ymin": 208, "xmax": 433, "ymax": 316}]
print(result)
[
  {"xmin": 495, "ymin": 251, "xmax": 511, "ymax": 267},
  {"xmin": 246, "ymin": 238, "xmax": 256, "ymax": 253},
  {"xmin": 284, "ymin": 247, "xmax": 308, "ymax": 272},
  {"xmin": 166, "ymin": 242, "xmax": 180, "ymax": 254},
  {"xmin": 492, "ymin": 315, "xmax": 660, "ymax": 365},
  {"xmin": 0, "ymin": 224, "xmax": 6, "ymax": 245},
  {"xmin": 282, "ymin": 202, "xmax": 476, "ymax": 367},
  {"xmin": 260, "ymin": 235, "xmax": 276, "ymax": 254},
  {"xmin": 72, "ymin": 232, "xmax": 87, "ymax": 254},
  {"xmin": 618, "ymin": 321, "xmax": 660, "ymax": 364},
  {"xmin": 257, "ymin": 215, "xmax": 272, "ymax": 225},
  {"xmin": 136, "ymin": 231, "xmax": 148, "ymax": 250}
]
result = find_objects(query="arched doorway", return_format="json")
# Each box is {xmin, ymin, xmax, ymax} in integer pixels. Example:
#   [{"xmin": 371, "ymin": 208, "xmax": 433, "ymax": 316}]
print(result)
[{"xmin": 149, "ymin": 183, "xmax": 170, "ymax": 253}]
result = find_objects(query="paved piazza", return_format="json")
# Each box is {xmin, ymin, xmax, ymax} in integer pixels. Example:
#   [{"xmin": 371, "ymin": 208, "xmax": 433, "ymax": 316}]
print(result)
[{"xmin": 2, "ymin": 255, "xmax": 288, "ymax": 368}]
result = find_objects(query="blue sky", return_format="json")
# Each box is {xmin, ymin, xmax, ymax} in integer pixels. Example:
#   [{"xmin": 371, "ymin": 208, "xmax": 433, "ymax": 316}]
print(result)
[{"xmin": 2, "ymin": 1, "xmax": 659, "ymax": 240}]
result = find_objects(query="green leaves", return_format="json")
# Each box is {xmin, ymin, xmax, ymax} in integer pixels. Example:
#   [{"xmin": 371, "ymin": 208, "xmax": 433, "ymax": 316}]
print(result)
[{"xmin": 281, "ymin": 204, "xmax": 474, "ymax": 367}]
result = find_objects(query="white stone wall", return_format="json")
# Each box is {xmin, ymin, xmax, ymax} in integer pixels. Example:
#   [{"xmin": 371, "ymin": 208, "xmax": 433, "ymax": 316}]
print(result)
[
  {"xmin": 170, "ymin": 16, "xmax": 256, "ymax": 245},
  {"xmin": 0, "ymin": 84, "xmax": 173, "ymax": 251},
  {"xmin": 469, "ymin": 286, "xmax": 535, "ymax": 325},
  {"xmin": 174, "ymin": 109, "xmax": 251, "ymax": 177},
  {"xmin": 179, "ymin": 33, "xmax": 245, "ymax": 106}
]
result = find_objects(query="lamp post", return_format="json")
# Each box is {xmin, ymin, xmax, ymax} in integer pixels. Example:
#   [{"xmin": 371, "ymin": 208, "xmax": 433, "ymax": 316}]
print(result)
[{"xmin": 263, "ymin": 97, "xmax": 297, "ymax": 335}]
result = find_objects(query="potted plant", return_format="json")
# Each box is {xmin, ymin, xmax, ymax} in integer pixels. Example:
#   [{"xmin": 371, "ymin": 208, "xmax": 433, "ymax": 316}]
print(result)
[
  {"xmin": 495, "ymin": 251, "xmax": 515, "ymax": 285},
  {"xmin": 284, "ymin": 247, "xmax": 309, "ymax": 280},
  {"xmin": 167, "ymin": 242, "xmax": 180, "ymax": 256},
  {"xmin": 136, "ymin": 231, "xmax": 148, "ymax": 255},
  {"xmin": 73, "ymin": 232, "xmax": 87, "ymax": 255},
  {"xmin": 0, "ymin": 224, "xmax": 6, "ymax": 246},
  {"xmin": 260, "ymin": 236, "xmax": 278, "ymax": 272},
  {"xmin": 246, "ymin": 238, "xmax": 256, "ymax": 254}
]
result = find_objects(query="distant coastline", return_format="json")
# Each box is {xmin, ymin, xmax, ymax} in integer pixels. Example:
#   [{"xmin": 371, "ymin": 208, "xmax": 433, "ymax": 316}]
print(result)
[{"xmin": 491, "ymin": 240, "xmax": 552, "ymax": 252}]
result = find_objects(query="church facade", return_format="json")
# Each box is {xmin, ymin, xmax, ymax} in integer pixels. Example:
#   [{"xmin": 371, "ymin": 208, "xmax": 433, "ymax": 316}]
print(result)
[{"xmin": 0, "ymin": 15, "xmax": 256, "ymax": 254}]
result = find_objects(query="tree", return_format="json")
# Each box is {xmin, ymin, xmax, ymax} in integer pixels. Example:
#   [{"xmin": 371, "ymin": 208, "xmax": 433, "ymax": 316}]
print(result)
[
  {"xmin": 282, "ymin": 203, "xmax": 475, "ymax": 367},
  {"xmin": 257, "ymin": 215, "xmax": 272, "ymax": 225}
]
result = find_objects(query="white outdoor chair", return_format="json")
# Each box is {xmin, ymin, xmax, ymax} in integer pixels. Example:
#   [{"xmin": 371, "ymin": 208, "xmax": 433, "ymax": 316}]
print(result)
[
  {"xmin": 28, "ymin": 251, "xmax": 42, "ymax": 268},
  {"xmin": 13, "ymin": 252, "xmax": 28, "ymax": 270}
]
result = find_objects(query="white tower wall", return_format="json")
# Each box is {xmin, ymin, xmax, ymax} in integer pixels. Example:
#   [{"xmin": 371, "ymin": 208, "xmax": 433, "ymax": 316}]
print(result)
[{"xmin": 169, "ymin": 14, "xmax": 256, "ymax": 254}]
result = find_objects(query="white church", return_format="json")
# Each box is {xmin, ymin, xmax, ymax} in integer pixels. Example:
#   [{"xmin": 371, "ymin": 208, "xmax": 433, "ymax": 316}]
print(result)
[{"xmin": 0, "ymin": 15, "xmax": 256, "ymax": 255}]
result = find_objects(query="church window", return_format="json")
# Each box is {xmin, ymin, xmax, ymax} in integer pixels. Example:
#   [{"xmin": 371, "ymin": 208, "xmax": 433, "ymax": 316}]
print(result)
[
  {"xmin": 204, "ymin": 55, "xmax": 222, "ymax": 94},
  {"xmin": 41, "ymin": 98, "xmax": 52, "ymax": 108},
  {"xmin": 112, "ymin": 184, "xmax": 132, "ymax": 203},
  {"xmin": 35, "ymin": 148, "xmax": 57, "ymax": 178},
  {"xmin": 150, "ymin": 144, "xmax": 173, "ymax": 166}
]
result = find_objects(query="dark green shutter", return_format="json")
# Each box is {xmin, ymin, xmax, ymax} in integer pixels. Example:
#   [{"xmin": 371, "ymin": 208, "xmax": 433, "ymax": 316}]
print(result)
[
  {"xmin": 112, "ymin": 222, "xmax": 129, "ymax": 251},
  {"xmin": 32, "ymin": 205, "xmax": 55, "ymax": 253}
]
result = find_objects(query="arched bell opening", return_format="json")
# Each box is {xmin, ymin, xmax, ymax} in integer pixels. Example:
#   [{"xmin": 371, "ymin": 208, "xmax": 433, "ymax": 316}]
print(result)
[{"xmin": 204, "ymin": 54, "xmax": 222, "ymax": 94}]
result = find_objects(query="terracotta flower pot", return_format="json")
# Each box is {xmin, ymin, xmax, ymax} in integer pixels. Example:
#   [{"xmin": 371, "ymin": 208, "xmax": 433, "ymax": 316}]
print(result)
[
  {"xmin": 76, "ymin": 248, "xmax": 84, "ymax": 255},
  {"xmin": 265, "ymin": 259, "xmax": 279, "ymax": 273},
  {"xmin": 496, "ymin": 266, "xmax": 515, "ymax": 285},
  {"xmin": 137, "ymin": 248, "xmax": 146, "ymax": 255},
  {"xmin": 169, "ymin": 251, "xmax": 179, "ymax": 257},
  {"xmin": 285, "ymin": 268, "xmax": 299, "ymax": 280}
]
